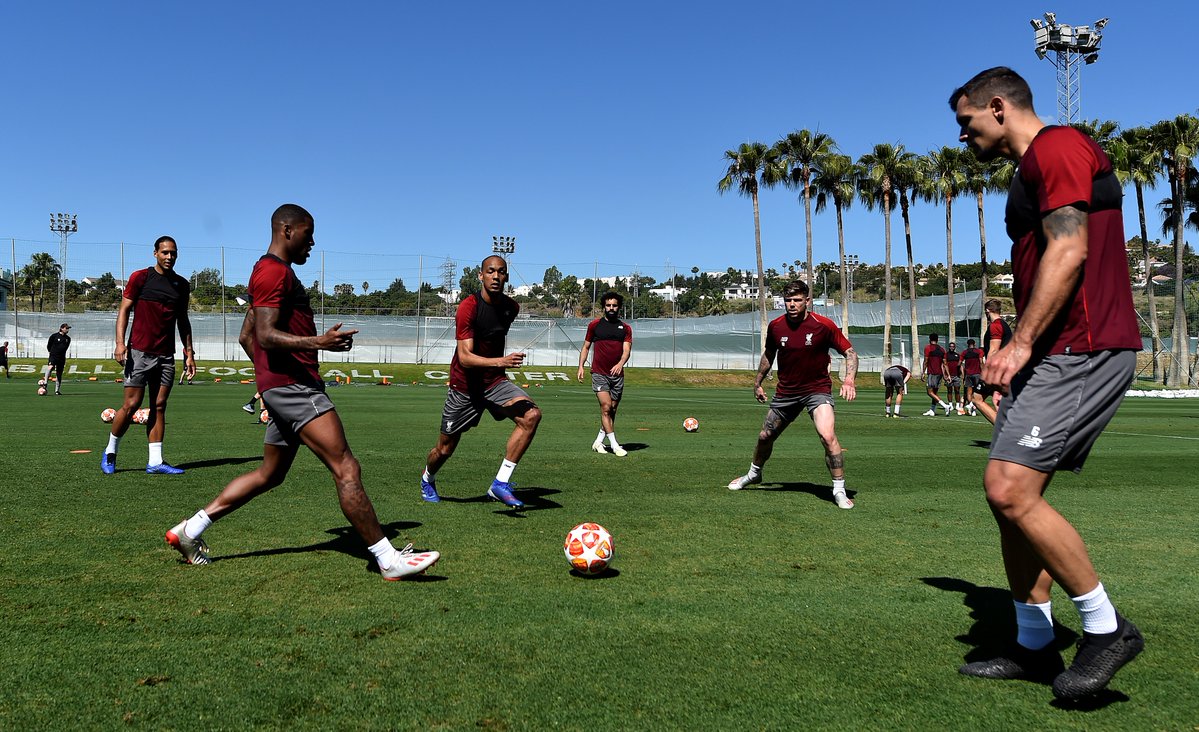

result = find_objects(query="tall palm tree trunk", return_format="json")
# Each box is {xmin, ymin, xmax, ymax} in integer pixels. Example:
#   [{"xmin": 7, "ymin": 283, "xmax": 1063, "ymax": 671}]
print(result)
[
  {"xmin": 883, "ymin": 193, "xmax": 893, "ymax": 362},
  {"xmin": 976, "ymin": 190, "xmax": 988, "ymax": 338},
  {"xmin": 945, "ymin": 198, "xmax": 956, "ymax": 343},
  {"xmin": 837, "ymin": 205, "xmax": 849, "ymax": 339},
  {"xmin": 803, "ymin": 187, "xmax": 815, "ymax": 290},
  {"xmin": 1170, "ymin": 162, "xmax": 1192, "ymax": 385},
  {"xmin": 902, "ymin": 195, "xmax": 919, "ymax": 369},
  {"xmin": 752, "ymin": 191, "xmax": 768, "ymax": 353},
  {"xmin": 1134, "ymin": 181, "xmax": 1162, "ymax": 381}
]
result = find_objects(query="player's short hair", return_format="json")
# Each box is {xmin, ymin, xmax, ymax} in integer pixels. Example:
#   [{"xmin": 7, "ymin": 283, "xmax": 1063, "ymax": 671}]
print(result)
[
  {"xmin": 928, "ymin": 333, "xmax": 939, "ymax": 342},
  {"xmin": 154, "ymin": 236, "xmax": 176, "ymax": 251},
  {"xmin": 948, "ymin": 341, "xmax": 957, "ymax": 348},
  {"xmin": 480, "ymin": 254, "xmax": 507, "ymax": 270},
  {"xmin": 967, "ymin": 338, "xmax": 976, "ymax": 346},
  {"xmin": 782, "ymin": 280, "xmax": 810, "ymax": 298},
  {"xmin": 985, "ymin": 298, "xmax": 1003, "ymax": 314},
  {"xmin": 949, "ymin": 66, "xmax": 1035, "ymax": 112},
  {"xmin": 601, "ymin": 291, "xmax": 623, "ymax": 307},
  {"xmin": 271, "ymin": 204, "xmax": 312, "ymax": 228}
]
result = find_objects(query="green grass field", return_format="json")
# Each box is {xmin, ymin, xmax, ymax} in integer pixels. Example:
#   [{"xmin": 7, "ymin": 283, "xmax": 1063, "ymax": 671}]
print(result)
[{"xmin": 1, "ymin": 366, "xmax": 1197, "ymax": 730}]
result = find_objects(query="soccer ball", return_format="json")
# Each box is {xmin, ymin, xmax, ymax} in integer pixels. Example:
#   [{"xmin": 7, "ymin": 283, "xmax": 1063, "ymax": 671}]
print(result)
[
  {"xmin": 133, "ymin": 408, "xmax": 150, "ymax": 424},
  {"xmin": 37, "ymin": 386, "xmax": 47, "ymax": 396},
  {"xmin": 683, "ymin": 417, "xmax": 699, "ymax": 432},
  {"xmin": 38, "ymin": 378, "xmax": 47, "ymax": 387},
  {"xmin": 101, "ymin": 408, "xmax": 117, "ymax": 423},
  {"xmin": 259, "ymin": 409, "xmax": 271, "ymax": 424},
  {"xmin": 563, "ymin": 522, "xmax": 614, "ymax": 575}
]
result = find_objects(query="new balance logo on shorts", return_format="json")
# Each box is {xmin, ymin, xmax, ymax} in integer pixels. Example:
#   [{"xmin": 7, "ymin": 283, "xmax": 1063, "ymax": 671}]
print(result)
[{"xmin": 1017, "ymin": 425, "xmax": 1043, "ymax": 449}]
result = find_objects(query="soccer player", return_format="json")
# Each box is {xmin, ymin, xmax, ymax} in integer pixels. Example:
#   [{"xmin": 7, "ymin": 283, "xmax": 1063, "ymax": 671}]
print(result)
[
  {"xmin": 101, "ymin": 236, "xmax": 196, "ymax": 475},
  {"xmin": 419, "ymin": 255, "xmax": 542, "ymax": 508},
  {"xmin": 165, "ymin": 204, "xmax": 439, "ymax": 580},
  {"xmin": 727, "ymin": 280, "xmax": 858, "ymax": 510},
  {"xmin": 969, "ymin": 300, "xmax": 1013, "ymax": 424},
  {"xmin": 961, "ymin": 338, "xmax": 984, "ymax": 417},
  {"xmin": 577, "ymin": 291, "xmax": 632, "ymax": 457},
  {"xmin": 951, "ymin": 67, "xmax": 1144, "ymax": 700},
  {"xmin": 0, "ymin": 340, "xmax": 10, "ymax": 378},
  {"xmin": 45, "ymin": 323, "xmax": 71, "ymax": 394},
  {"xmin": 243, "ymin": 390, "xmax": 262, "ymax": 415},
  {"xmin": 881, "ymin": 359, "xmax": 910, "ymax": 418},
  {"xmin": 944, "ymin": 341, "xmax": 964, "ymax": 414},
  {"xmin": 921, "ymin": 333, "xmax": 952, "ymax": 416}
]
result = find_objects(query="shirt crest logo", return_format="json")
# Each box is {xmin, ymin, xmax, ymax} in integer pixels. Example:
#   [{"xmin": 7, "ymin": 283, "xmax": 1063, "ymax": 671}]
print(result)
[
  {"xmin": 780, "ymin": 336, "xmax": 789, "ymax": 347},
  {"xmin": 805, "ymin": 333, "xmax": 813, "ymax": 346}
]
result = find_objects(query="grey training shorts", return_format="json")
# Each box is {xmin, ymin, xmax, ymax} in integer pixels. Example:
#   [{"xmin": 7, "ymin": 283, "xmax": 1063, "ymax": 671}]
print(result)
[
  {"xmin": 591, "ymin": 372, "xmax": 624, "ymax": 402},
  {"xmin": 262, "ymin": 383, "xmax": 336, "ymax": 447},
  {"xmin": 441, "ymin": 379, "xmax": 533, "ymax": 436},
  {"xmin": 947, "ymin": 375, "xmax": 962, "ymax": 388},
  {"xmin": 882, "ymin": 370, "xmax": 905, "ymax": 389},
  {"xmin": 123, "ymin": 348, "xmax": 175, "ymax": 388},
  {"xmin": 989, "ymin": 349, "xmax": 1135, "ymax": 474},
  {"xmin": 964, "ymin": 374, "xmax": 982, "ymax": 390},
  {"xmin": 926, "ymin": 374, "xmax": 943, "ymax": 390},
  {"xmin": 763, "ymin": 391, "xmax": 835, "ymax": 434}
]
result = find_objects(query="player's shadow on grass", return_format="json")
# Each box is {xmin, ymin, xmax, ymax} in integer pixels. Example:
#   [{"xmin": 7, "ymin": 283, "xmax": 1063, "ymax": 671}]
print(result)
[
  {"xmin": 438, "ymin": 486, "xmax": 563, "ymax": 516},
  {"xmin": 619, "ymin": 442, "xmax": 648, "ymax": 452},
  {"xmin": 174, "ymin": 455, "xmax": 263, "ymax": 470},
  {"xmin": 759, "ymin": 481, "xmax": 856, "ymax": 507},
  {"xmin": 969, "ymin": 440, "xmax": 992, "ymax": 449},
  {"xmin": 212, "ymin": 520, "xmax": 428, "ymax": 565}
]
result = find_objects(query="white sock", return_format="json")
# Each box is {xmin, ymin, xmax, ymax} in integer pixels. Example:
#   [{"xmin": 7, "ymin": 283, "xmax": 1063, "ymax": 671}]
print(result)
[
  {"xmin": 1014, "ymin": 600, "xmax": 1055, "ymax": 650},
  {"xmin": 596, "ymin": 429, "xmax": 605, "ymax": 444},
  {"xmin": 422, "ymin": 467, "xmax": 436, "ymax": 483},
  {"xmin": 496, "ymin": 459, "xmax": 517, "ymax": 483},
  {"xmin": 885, "ymin": 406, "xmax": 892, "ymax": 415},
  {"xmin": 106, "ymin": 433, "xmax": 121, "ymax": 455},
  {"xmin": 148, "ymin": 442, "xmax": 164, "ymax": 466},
  {"xmin": 183, "ymin": 509, "xmax": 212, "ymax": 539},
  {"xmin": 367, "ymin": 536, "xmax": 399, "ymax": 570},
  {"xmin": 894, "ymin": 404, "xmax": 901, "ymax": 415},
  {"xmin": 606, "ymin": 431, "xmax": 619, "ymax": 447},
  {"xmin": 832, "ymin": 478, "xmax": 846, "ymax": 496},
  {"xmin": 747, "ymin": 463, "xmax": 762, "ymax": 480},
  {"xmin": 939, "ymin": 400, "xmax": 951, "ymax": 409},
  {"xmin": 1071, "ymin": 583, "xmax": 1118, "ymax": 635}
]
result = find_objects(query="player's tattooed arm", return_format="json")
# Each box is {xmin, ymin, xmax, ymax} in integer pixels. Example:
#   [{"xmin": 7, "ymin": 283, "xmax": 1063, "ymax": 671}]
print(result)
[
  {"xmin": 1043, "ymin": 205, "xmax": 1087, "ymax": 240},
  {"xmin": 843, "ymin": 348, "xmax": 858, "ymax": 384}
]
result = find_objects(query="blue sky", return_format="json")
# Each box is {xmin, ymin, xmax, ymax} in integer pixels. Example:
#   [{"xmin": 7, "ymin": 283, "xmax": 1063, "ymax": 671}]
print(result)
[{"xmin": 2, "ymin": 1, "xmax": 1195, "ymax": 292}]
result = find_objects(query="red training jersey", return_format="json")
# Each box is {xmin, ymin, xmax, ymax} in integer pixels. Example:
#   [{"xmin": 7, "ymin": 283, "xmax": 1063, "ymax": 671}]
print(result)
[
  {"xmin": 961, "ymin": 347, "xmax": 984, "ymax": 376},
  {"xmin": 944, "ymin": 348, "xmax": 962, "ymax": 376},
  {"xmin": 767, "ymin": 312, "xmax": 853, "ymax": 397},
  {"xmin": 1005, "ymin": 126, "xmax": 1141, "ymax": 356},
  {"xmin": 449, "ymin": 292, "xmax": 519, "ymax": 393},
  {"xmin": 585, "ymin": 317, "xmax": 632, "ymax": 374},
  {"xmin": 124, "ymin": 267, "xmax": 190, "ymax": 356},
  {"xmin": 923, "ymin": 343, "xmax": 945, "ymax": 375},
  {"xmin": 248, "ymin": 254, "xmax": 321, "ymax": 392}
]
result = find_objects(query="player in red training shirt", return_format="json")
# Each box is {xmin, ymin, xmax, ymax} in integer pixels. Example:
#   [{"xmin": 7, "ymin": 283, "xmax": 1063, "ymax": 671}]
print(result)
[
  {"xmin": 165, "ymin": 204, "xmax": 438, "ymax": 580},
  {"xmin": 969, "ymin": 299, "xmax": 1013, "ymax": 424},
  {"xmin": 960, "ymin": 338, "xmax": 984, "ymax": 417},
  {"xmin": 952, "ymin": 66, "xmax": 1143, "ymax": 699},
  {"xmin": 419, "ymin": 255, "xmax": 542, "ymax": 509},
  {"xmin": 577, "ymin": 291, "xmax": 633, "ymax": 457},
  {"xmin": 921, "ymin": 333, "xmax": 953, "ymax": 416},
  {"xmin": 101, "ymin": 236, "xmax": 196, "ymax": 475},
  {"xmin": 727, "ymin": 280, "xmax": 858, "ymax": 509}
]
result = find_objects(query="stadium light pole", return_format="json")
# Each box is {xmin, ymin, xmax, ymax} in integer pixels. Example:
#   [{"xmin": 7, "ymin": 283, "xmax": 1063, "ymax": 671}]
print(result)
[
  {"xmin": 49, "ymin": 212, "xmax": 77, "ymax": 313},
  {"xmin": 492, "ymin": 235, "xmax": 516, "ymax": 295},
  {"xmin": 846, "ymin": 253, "xmax": 859, "ymax": 331},
  {"xmin": 1031, "ymin": 13, "xmax": 1108, "ymax": 124}
]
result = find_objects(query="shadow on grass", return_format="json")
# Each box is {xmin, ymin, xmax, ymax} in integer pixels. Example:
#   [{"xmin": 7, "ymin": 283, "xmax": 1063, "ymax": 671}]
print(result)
[
  {"xmin": 757, "ymin": 481, "xmax": 856, "ymax": 507},
  {"xmin": 568, "ymin": 568, "xmax": 620, "ymax": 580},
  {"xmin": 970, "ymin": 440, "xmax": 992, "ymax": 449},
  {"xmin": 212, "ymin": 520, "xmax": 425, "ymax": 564},
  {"xmin": 619, "ymin": 442, "xmax": 649, "ymax": 452},
  {"xmin": 175, "ymin": 455, "xmax": 263, "ymax": 470}
]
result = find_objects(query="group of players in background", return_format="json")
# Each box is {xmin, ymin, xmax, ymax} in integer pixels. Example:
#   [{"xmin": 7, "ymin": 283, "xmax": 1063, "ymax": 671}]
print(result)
[{"xmin": 81, "ymin": 65, "xmax": 1145, "ymax": 702}]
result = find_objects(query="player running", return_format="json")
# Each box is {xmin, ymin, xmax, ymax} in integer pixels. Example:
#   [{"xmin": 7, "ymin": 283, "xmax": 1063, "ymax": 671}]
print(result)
[
  {"xmin": 727, "ymin": 280, "xmax": 858, "ymax": 510},
  {"xmin": 577, "ymin": 291, "xmax": 633, "ymax": 457},
  {"xmin": 101, "ymin": 236, "xmax": 196, "ymax": 475},
  {"xmin": 960, "ymin": 338, "xmax": 984, "ymax": 417},
  {"xmin": 165, "ymin": 204, "xmax": 439, "ymax": 580},
  {"xmin": 418, "ymin": 255, "xmax": 542, "ymax": 509}
]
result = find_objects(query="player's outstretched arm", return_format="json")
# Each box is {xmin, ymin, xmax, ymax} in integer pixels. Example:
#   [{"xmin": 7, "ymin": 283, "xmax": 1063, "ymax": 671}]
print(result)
[{"xmin": 255, "ymin": 308, "xmax": 357, "ymax": 352}]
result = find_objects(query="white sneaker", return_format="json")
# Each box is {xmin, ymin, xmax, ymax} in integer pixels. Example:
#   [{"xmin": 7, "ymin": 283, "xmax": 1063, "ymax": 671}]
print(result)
[
  {"xmin": 165, "ymin": 521, "xmax": 211, "ymax": 565},
  {"xmin": 943, "ymin": 405, "xmax": 953, "ymax": 416},
  {"xmin": 834, "ymin": 492, "xmax": 855, "ymax": 510},
  {"xmin": 728, "ymin": 474, "xmax": 762, "ymax": 491},
  {"xmin": 611, "ymin": 444, "xmax": 628, "ymax": 457},
  {"xmin": 922, "ymin": 409, "xmax": 936, "ymax": 417},
  {"xmin": 591, "ymin": 440, "xmax": 606, "ymax": 454},
  {"xmin": 956, "ymin": 409, "xmax": 966, "ymax": 416},
  {"xmin": 381, "ymin": 543, "xmax": 440, "ymax": 580}
]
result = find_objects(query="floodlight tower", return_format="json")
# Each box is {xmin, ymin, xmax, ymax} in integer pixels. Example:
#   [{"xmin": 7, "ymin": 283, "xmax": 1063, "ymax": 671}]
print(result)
[
  {"xmin": 1030, "ymin": 13, "xmax": 1109, "ymax": 125},
  {"xmin": 49, "ymin": 213, "xmax": 77, "ymax": 313},
  {"xmin": 492, "ymin": 235, "xmax": 516, "ymax": 295},
  {"xmin": 440, "ymin": 257, "xmax": 457, "ymax": 315}
]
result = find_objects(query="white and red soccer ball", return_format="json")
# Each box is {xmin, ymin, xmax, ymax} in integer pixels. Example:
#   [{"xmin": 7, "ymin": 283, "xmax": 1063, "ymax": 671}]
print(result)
[
  {"xmin": 37, "ymin": 386, "xmax": 47, "ymax": 396},
  {"xmin": 100, "ymin": 408, "xmax": 117, "ymax": 423},
  {"xmin": 563, "ymin": 522, "xmax": 614, "ymax": 575},
  {"xmin": 133, "ymin": 408, "xmax": 150, "ymax": 424},
  {"xmin": 682, "ymin": 417, "xmax": 699, "ymax": 432}
]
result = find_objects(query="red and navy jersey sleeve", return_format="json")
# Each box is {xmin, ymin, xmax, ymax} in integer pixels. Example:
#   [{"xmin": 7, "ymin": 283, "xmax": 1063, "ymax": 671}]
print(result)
[
  {"xmin": 1021, "ymin": 127, "xmax": 1104, "ymax": 214},
  {"xmin": 123, "ymin": 268, "xmax": 147, "ymax": 301},
  {"xmin": 455, "ymin": 296, "xmax": 476, "ymax": 341},
  {"xmin": 249, "ymin": 258, "xmax": 290, "ymax": 310}
]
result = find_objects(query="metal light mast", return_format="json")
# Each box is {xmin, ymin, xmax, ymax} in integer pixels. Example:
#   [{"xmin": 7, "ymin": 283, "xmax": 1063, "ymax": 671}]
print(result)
[
  {"xmin": 49, "ymin": 213, "xmax": 77, "ymax": 313},
  {"xmin": 1031, "ymin": 13, "xmax": 1109, "ymax": 125}
]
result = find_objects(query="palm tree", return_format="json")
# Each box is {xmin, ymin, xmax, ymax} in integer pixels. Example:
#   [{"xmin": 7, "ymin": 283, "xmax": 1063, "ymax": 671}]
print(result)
[
  {"xmin": 719, "ymin": 142, "xmax": 783, "ymax": 351},
  {"xmin": 777, "ymin": 130, "xmax": 837, "ymax": 290},
  {"xmin": 1151, "ymin": 114, "xmax": 1199, "ymax": 386},
  {"xmin": 812, "ymin": 154, "xmax": 858, "ymax": 337},
  {"xmin": 1071, "ymin": 119, "xmax": 1121, "ymax": 152},
  {"xmin": 27, "ymin": 253, "xmax": 61, "ymax": 311},
  {"xmin": 858, "ymin": 143, "xmax": 913, "ymax": 362},
  {"xmin": 923, "ymin": 146, "xmax": 969, "ymax": 343},
  {"xmin": 961, "ymin": 151, "xmax": 1014, "ymax": 337},
  {"xmin": 893, "ymin": 153, "xmax": 924, "ymax": 368},
  {"xmin": 1111, "ymin": 126, "xmax": 1165, "ymax": 380}
]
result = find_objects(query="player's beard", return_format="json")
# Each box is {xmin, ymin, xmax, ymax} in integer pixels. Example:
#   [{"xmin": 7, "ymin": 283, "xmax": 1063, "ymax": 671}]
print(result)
[{"xmin": 604, "ymin": 310, "xmax": 618, "ymax": 321}]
